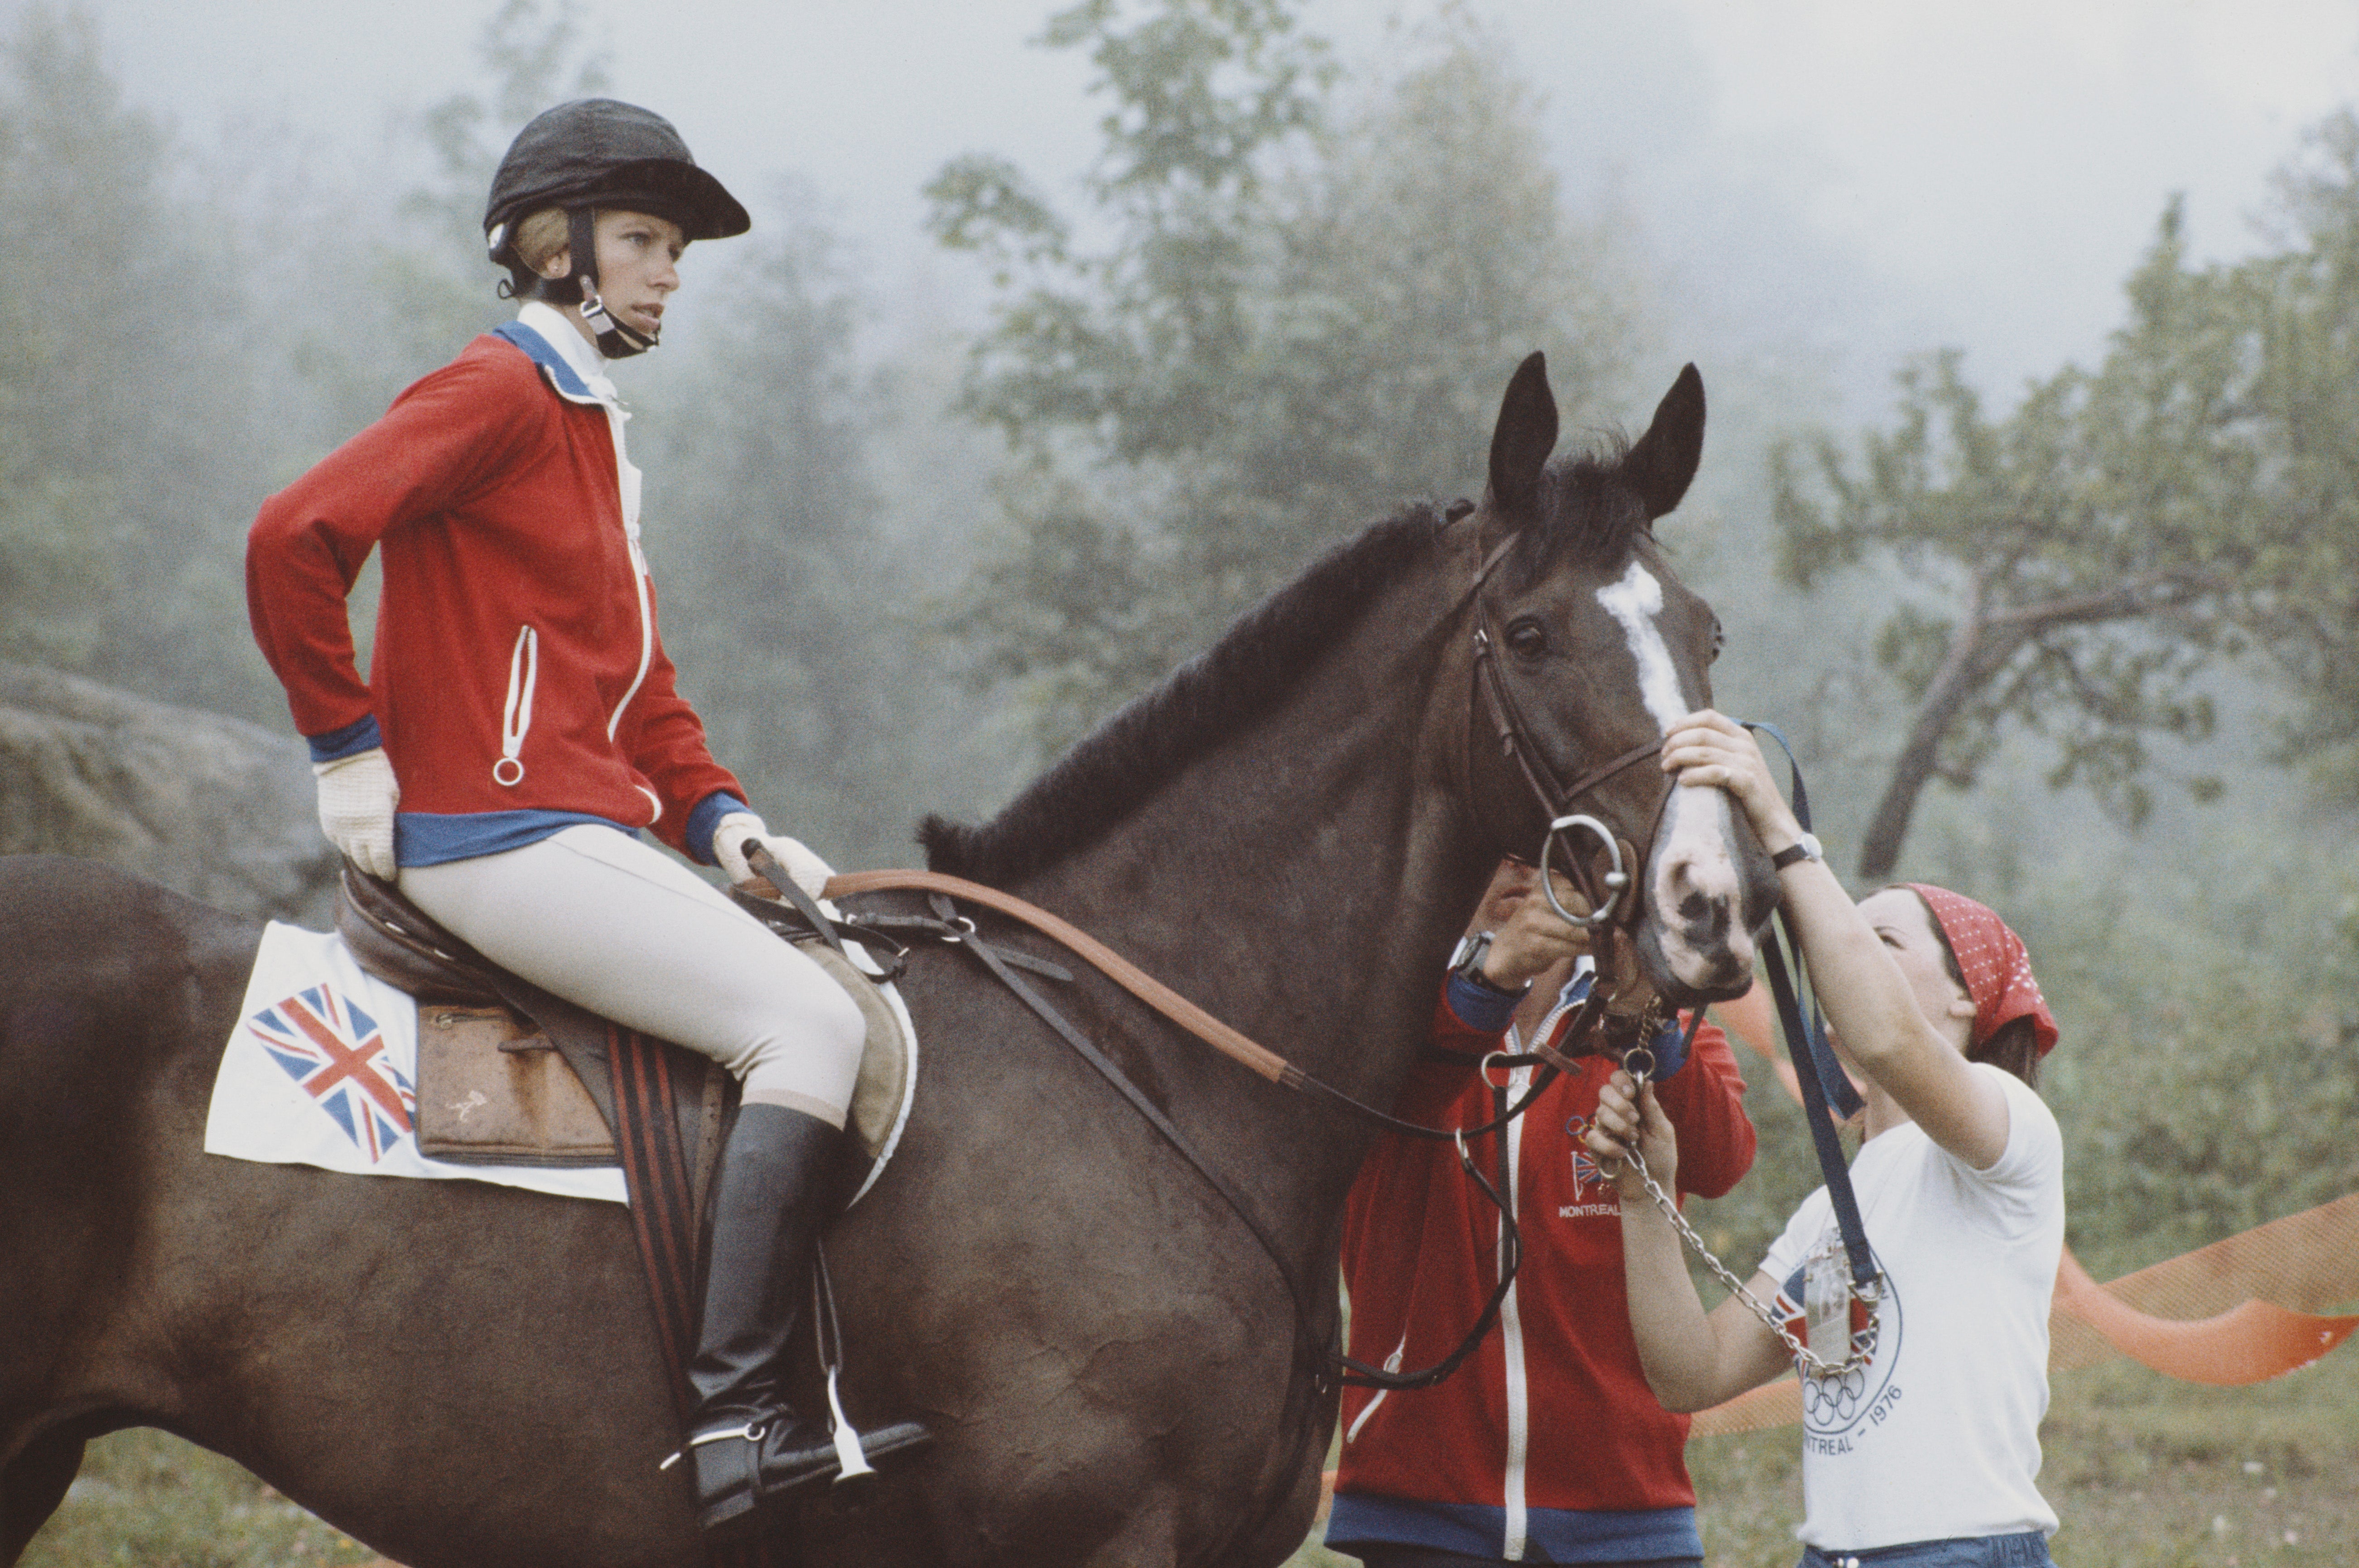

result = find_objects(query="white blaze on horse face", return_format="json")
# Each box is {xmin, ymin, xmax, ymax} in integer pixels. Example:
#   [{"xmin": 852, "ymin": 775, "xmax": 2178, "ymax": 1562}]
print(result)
[
  {"xmin": 1596, "ymin": 560, "xmax": 1757, "ymax": 991},
  {"xmin": 1594, "ymin": 561, "xmax": 1686, "ymax": 731}
]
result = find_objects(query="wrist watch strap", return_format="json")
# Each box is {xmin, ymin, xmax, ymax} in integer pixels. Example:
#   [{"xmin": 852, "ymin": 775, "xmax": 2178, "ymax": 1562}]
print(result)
[{"xmin": 1448, "ymin": 931, "xmax": 1524, "ymax": 996}]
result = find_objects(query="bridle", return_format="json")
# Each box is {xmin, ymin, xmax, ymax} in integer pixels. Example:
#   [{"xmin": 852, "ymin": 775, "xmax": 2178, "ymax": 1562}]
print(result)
[{"xmin": 1459, "ymin": 500, "xmax": 1677, "ymax": 1061}]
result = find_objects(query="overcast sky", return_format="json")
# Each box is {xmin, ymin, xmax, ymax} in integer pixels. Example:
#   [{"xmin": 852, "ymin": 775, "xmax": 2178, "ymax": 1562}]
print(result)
[{"xmin": 73, "ymin": 0, "xmax": 2359, "ymax": 413}]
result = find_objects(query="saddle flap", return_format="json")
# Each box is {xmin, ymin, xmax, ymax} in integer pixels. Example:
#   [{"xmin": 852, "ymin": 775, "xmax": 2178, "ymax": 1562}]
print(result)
[
  {"xmin": 804, "ymin": 944, "xmax": 912, "ymax": 1164},
  {"xmin": 415, "ymin": 1003, "xmax": 618, "ymax": 1167}
]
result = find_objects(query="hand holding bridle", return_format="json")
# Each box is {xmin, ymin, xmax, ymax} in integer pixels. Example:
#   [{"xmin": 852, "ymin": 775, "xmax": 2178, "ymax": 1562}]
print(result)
[
  {"xmin": 1660, "ymin": 710, "xmax": 1805, "ymax": 855},
  {"xmin": 1476, "ymin": 862, "xmax": 1593, "ymax": 991}
]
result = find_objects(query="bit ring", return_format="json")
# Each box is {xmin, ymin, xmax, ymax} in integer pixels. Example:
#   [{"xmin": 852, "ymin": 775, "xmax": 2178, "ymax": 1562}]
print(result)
[{"xmin": 1538, "ymin": 813, "xmax": 1624, "ymax": 927}]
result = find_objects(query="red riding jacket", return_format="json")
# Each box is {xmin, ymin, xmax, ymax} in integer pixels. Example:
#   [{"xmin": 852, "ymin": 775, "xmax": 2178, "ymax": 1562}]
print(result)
[
  {"xmin": 247, "ymin": 318, "xmax": 742, "ymax": 864},
  {"xmin": 1329, "ymin": 985, "xmax": 1756, "ymax": 1561}
]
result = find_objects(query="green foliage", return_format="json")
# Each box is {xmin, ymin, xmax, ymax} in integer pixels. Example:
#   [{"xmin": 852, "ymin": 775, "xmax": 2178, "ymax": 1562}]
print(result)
[
  {"xmin": 0, "ymin": 6, "xmax": 281, "ymax": 717},
  {"xmin": 639, "ymin": 202, "xmax": 958, "ymax": 866},
  {"xmin": 1773, "ymin": 271, "xmax": 2253, "ymax": 879},
  {"xmin": 931, "ymin": 3, "xmax": 1644, "ymax": 755},
  {"xmin": 304, "ymin": 0, "xmax": 613, "ymax": 430},
  {"xmin": 2227, "ymin": 110, "xmax": 2359, "ymax": 795},
  {"xmin": 2031, "ymin": 857, "xmax": 2359, "ymax": 1274},
  {"xmin": 0, "ymin": 5, "xmax": 609, "ymax": 721},
  {"xmin": 0, "ymin": 10, "xmax": 115, "ymax": 665},
  {"xmin": 1778, "ymin": 108, "xmax": 2359, "ymax": 871}
]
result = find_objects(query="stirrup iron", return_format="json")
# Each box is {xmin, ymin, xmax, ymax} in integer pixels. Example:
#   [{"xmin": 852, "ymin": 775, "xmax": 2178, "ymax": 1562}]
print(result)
[{"xmin": 658, "ymin": 1421, "xmax": 765, "ymax": 1472}]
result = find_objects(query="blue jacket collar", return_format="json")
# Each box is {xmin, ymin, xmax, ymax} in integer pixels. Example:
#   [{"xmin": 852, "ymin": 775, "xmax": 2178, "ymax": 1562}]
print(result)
[{"xmin": 492, "ymin": 315, "xmax": 610, "ymax": 407}]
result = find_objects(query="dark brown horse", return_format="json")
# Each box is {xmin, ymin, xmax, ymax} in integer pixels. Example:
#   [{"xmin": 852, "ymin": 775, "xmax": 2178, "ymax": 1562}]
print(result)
[{"xmin": 0, "ymin": 355, "xmax": 1775, "ymax": 1568}]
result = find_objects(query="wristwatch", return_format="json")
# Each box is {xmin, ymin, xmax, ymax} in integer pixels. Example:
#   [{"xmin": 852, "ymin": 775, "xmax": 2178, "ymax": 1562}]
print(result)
[
  {"xmin": 1770, "ymin": 832, "xmax": 1824, "ymax": 871},
  {"xmin": 1448, "ymin": 931, "xmax": 1524, "ymax": 996}
]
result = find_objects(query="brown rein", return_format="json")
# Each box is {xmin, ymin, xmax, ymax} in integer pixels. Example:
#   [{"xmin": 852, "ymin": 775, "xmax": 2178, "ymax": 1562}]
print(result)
[
  {"xmin": 822, "ymin": 868, "xmax": 1302, "ymax": 1088},
  {"xmin": 812, "ymin": 509, "xmax": 1672, "ymax": 1104}
]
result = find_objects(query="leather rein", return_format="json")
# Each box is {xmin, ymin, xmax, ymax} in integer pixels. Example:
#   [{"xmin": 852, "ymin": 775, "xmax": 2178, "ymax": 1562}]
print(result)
[
  {"xmin": 749, "ymin": 505, "xmax": 1685, "ymax": 1395},
  {"xmin": 1461, "ymin": 506, "xmax": 1675, "ymax": 1074},
  {"xmin": 824, "ymin": 503, "xmax": 1674, "ymax": 1130}
]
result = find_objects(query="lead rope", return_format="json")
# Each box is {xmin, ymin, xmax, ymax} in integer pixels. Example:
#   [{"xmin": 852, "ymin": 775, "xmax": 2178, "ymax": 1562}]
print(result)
[{"xmin": 1606, "ymin": 988, "xmax": 1881, "ymax": 1380}]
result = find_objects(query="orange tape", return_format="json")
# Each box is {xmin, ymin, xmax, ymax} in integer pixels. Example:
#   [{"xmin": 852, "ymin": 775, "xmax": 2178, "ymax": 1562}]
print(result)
[{"xmin": 1690, "ymin": 989, "xmax": 2359, "ymax": 1430}]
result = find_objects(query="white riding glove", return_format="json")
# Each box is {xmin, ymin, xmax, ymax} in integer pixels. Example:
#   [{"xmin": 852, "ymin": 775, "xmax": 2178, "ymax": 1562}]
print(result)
[
  {"xmin": 712, "ymin": 811, "xmax": 836, "ymax": 901},
  {"xmin": 314, "ymin": 746, "xmax": 400, "ymax": 880}
]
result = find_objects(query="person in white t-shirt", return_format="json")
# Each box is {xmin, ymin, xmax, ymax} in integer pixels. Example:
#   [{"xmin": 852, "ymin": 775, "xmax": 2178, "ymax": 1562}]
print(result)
[{"xmin": 1585, "ymin": 709, "xmax": 2066, "ymax": 1568}]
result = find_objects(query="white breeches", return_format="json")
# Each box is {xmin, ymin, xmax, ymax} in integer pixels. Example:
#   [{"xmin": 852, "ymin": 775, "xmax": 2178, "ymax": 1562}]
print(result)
[{"xmin": 400, "ymin": 824, "xmax": 865, "ymax": 1127}]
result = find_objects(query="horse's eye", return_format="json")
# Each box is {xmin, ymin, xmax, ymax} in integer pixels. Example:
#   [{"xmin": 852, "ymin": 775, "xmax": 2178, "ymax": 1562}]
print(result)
[{"xmin": 1506, "ymin": 618, "xmax": 1548, "ymax": 659}]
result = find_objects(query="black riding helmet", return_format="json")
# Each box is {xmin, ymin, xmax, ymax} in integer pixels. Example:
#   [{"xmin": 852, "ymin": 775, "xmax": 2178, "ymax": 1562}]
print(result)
[{"xmin": 483, "ymin": 99, "xmax": 749, "ymax": 358}]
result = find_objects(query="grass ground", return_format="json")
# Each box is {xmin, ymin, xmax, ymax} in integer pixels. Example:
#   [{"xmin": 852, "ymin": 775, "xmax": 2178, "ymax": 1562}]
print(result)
[
  {"xmin": 18, "ymin": 1432, "xmax": 379, "ymax": 1568},
  {"xmin": 24, "ymin": 1342, "xmax": 2357, "ymax": 1568},
  {"xmin": 1287, "ymin": 1333, "xmax": 2359, "ymax": 1568}
]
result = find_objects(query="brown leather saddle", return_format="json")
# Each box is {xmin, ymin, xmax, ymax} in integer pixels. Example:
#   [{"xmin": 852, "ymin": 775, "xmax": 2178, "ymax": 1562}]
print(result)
[
  {"xmin": 336, "ymin": 862, "xmax": 915, "ymax": 1215},
  {"xmin": 335, "ymin": 861, "xmax": 733, "ymax": 1200}
]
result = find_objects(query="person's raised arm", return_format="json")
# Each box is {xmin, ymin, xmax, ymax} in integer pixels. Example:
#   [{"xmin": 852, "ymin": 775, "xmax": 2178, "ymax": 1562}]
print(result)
[
  {"xmin": 1657, "ymin": 712, "xmax": 2009, "ymax": 1169},
  {"xmin": 1586, "ymin": 1070, "xmax": 1789, "ymax": 1410}
]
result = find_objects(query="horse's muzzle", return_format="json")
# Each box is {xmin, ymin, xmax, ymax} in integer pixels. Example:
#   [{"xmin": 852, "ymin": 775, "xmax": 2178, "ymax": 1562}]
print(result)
[{"xmin": 1633, "ymin": 784, "xmax": 1779, "ymax": 1007}]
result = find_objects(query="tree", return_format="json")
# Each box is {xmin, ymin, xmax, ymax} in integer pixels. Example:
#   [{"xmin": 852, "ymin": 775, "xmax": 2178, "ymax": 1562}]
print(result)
[
  {"xmin": 929, "ymin": 2, "xmax": 1645, "ymax": 754},
  {"xmin": 639, "ymin": 200, "xmax": 931, "ymax": 867},
  {"xmin": 295, "ymin": 0, "xmax": 613, "ymax": 434},
  {"xmin": 1771, "ymin": 203, "xmax": 2270, "ymax": 881},
  {"xmin": 0, "ymin": 5, "xmax": 290, "ymax": 719},
  {"xmin": 2230, "ymin": 108, "xmax": 2359, "ymax": 794}
]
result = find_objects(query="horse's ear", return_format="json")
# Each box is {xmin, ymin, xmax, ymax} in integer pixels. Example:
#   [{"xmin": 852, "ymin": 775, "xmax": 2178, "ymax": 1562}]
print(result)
[
  {"xmin": 1626, "ymin": 363, "xmax": 1706, "ymax": 520},
  {"xmin": 1487, "ymin": 351, "xmax": 1558, "ymax": 518}
]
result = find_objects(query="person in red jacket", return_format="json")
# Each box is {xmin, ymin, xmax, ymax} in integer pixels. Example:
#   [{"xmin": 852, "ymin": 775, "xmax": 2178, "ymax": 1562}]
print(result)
[
  {"xmin": 1328, "ymin": 859, "xmax": 1757, "ymax": 1568},
  {"xmin": 244, "ymin": 99, "xmax": 921, "ymax": 1541}
]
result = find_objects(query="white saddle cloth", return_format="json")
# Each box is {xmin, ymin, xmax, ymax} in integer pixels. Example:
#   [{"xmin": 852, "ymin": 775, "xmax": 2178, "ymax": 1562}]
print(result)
[{"xmin": 204, "ymin": 921, "xmax": 627, "ymax": 1204}]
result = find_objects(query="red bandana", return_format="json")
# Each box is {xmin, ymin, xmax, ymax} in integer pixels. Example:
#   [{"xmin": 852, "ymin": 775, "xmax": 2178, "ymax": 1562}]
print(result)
[{"xmin": 1904, "ymin": 884, "xmax": 2059, "ymax": 1055}]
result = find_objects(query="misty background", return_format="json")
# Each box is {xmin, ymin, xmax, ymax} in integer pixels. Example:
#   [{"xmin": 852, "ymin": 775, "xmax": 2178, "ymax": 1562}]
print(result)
[{"xmin": 8, "ymin": 0, "xmax": 2359, "ymax": 1290}]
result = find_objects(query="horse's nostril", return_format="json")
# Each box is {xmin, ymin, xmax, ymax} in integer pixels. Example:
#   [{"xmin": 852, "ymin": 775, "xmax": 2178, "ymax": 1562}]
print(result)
[{"xmin": 1679, "ymin": 890, "xmax": 1712, "ymax": 922}]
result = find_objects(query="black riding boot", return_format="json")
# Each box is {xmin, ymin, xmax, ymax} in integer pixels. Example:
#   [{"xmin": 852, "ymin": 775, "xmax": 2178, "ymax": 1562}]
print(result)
[{"xmin": 681, "ymin": 1102, "xmax": 930, "ymax": 1539}]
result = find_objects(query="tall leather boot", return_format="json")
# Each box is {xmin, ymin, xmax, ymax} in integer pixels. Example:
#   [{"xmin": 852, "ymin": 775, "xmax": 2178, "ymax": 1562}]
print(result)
[{"xmin": 680, "ymin": 1102, "xmax": 930, "ymax": 1539}]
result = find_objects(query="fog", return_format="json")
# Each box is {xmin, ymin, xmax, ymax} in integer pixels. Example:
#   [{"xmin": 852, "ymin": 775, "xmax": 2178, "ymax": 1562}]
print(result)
[
  {"xmin": 9, "ymin": 6, "xmax": 2359, "ymax": 1552},
  {"xmin": 88, "ymin": 0, "xmax": 2359, "ymax": 406}
]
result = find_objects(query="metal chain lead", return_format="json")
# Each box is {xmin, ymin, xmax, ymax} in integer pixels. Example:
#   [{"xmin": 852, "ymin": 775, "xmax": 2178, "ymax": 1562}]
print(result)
[{"xmin": 1609, "ymin": 1046, "xmax": 1879, "ymax": 1380}]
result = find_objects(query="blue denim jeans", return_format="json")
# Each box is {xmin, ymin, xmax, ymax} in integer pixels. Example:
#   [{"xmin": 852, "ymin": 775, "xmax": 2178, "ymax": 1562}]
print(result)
[
  {"xmin": 1799, "ymin": 1531, "xmax": 2054, "ymax": 1568},
  {"xmin": 1359, "ymin": 1551, "xmax": 1699, "ymax": 1568}
]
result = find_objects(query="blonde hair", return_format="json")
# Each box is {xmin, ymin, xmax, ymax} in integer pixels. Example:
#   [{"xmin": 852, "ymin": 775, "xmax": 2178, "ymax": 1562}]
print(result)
[{"xmin": 510, "ymin": 207, "xmax": 571, "ymax": 275}]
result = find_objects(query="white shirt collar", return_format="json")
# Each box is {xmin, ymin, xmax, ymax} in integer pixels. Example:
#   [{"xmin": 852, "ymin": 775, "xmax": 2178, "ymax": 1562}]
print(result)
[{"xmin": 514, "ymin": 300, "xmax": 621, "ymax": 404}]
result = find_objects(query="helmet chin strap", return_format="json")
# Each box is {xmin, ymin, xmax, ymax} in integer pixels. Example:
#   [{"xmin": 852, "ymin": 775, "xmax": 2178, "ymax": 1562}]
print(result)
[{"xmin": 565, "ymin": 207, "xmax": 657, "ymax": 359}]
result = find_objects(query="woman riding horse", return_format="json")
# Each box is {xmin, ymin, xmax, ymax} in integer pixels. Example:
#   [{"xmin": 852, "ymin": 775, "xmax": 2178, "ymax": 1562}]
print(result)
[
  {"xmin": 243, "ymin": 97, "xmax": 925, "ymax": 1543},
  {"xmin": 0, "ymin": 341, "xmax": 1776, "ymax": 1566}
]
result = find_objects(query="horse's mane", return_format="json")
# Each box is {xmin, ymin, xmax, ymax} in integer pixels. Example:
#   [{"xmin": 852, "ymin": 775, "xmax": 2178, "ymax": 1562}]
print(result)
[{"xmin": 923, "ymin": 440, "xmax": 1653, "ymax": 886}]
